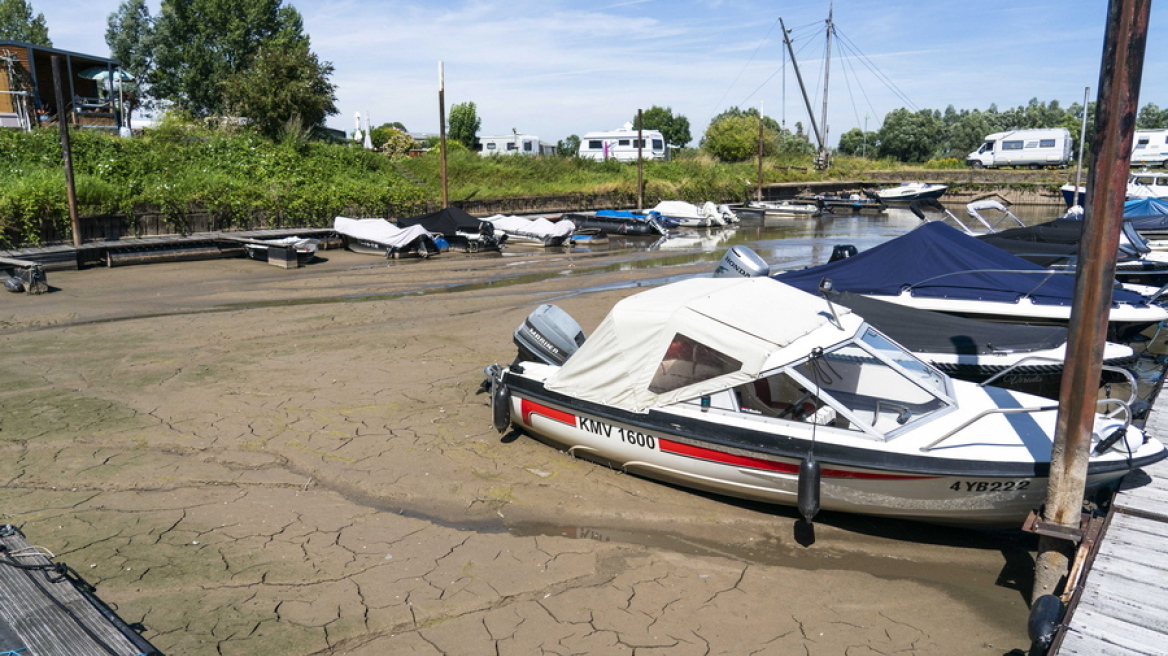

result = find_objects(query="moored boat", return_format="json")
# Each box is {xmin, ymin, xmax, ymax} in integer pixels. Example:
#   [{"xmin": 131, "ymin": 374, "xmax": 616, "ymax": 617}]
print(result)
[
  {"xmin": 485, "ymin": 277, "xmax": 1165, "ymax": 527},
  {"xmin": 397, "ymin": 207, "xmax": 505, "ymax": 253},
  {"xmin": 876, "ymin": 182, "xmax": 948, "ymax": 203},
  {"xmin": 485, "ymin": 214, "xmax": 575, "ymax": 247},
  {"xmin": 242, "ymin": 236, "xmax": 320, "ymax": 264},
  {"xmin": 558, "ymin": 212, "xmax": 668, "ymax": 236}
]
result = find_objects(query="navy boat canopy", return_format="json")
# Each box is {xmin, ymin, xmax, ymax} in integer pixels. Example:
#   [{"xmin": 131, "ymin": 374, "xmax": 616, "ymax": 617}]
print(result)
[
  {"xmin": 398, "ymin": 206, "xmax": 488, "ymax": 235},
  {"xmin": 774, "ymin": 222, "xmax": 1148, "ymax": 307}
]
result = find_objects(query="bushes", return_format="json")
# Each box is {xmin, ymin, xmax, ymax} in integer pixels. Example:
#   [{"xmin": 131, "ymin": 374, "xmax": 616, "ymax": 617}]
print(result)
[{"xmin": 0, "ymin": 125, "xmax": 426, "ymax": 247}]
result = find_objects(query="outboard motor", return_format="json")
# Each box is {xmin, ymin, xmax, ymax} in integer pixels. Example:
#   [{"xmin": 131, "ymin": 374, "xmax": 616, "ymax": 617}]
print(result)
[
  {"xmin": 513, "ymin": 304, "xmax": 586, "ymax": 366},
  {"xmin": 828, "ymin": 244, "xmax": 858, "ymax": 262},
  {"xmin": 713, "ymin": 246, "xmax": 770, "ymax": 278}
]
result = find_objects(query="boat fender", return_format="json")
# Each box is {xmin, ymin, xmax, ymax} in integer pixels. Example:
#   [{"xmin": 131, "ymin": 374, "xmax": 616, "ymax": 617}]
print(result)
[
  {"xmin": 492, "ymin": 380, "xmax": 512, "ymax": 433},
  {"xmin": 797, "ymin": 455, "xmax": 821, "ymax": 523},
  {"xmin": 1026, "ymin": 594, "xmax": 1064, "ymax": 649}
]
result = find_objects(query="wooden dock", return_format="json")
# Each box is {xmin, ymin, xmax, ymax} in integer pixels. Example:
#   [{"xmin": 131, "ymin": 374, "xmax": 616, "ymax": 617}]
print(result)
[
  {"xmin": 0, "ymin": 525, "xmax": 160, "ymax": 655},
  {"xmin": 1052, "ymin": 392, "xmax": 1168, "ymax": 654}
]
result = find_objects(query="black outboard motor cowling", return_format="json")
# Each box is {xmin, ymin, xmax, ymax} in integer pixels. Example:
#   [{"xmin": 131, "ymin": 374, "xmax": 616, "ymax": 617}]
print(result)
[
  {"xmin": 513, "ymin": 304, "xmax": 586, "ymax": 366},
  {"xmin": 828, "ymin": 244, "xmax": 858, "ymax": 262}
]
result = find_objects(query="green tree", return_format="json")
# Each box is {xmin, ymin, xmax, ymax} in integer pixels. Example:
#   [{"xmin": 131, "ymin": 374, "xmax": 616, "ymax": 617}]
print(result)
[
  {"xmin": 447, "ymin": 102, "xmax": 480, "ymax": 148},
  {"xmin": 105, "ymin": 0, "xmax": 154, "ymax": 110},
  {"xmin": 370, "ymin": 121, "xmax": 407, "ymax": 147},
  {"xmin": 702, "ymin": 114, "xmax": 776, "ymax": 162},
  {"xmin": 0, "ymin": 0, "xmax": 50, "ymax": 46},
  {"xmin": 836, "ymin": 127, "xmax": 876, "ymax": 157},
  {"xmin": 151, "ymin": 0, "xmax": 307, "ymax": 117},
  {"xmin": 378, "ymin": 127, "xmax": 417, "ymax": 158},
  {"xmin": 220, "ymin": 39, "xmax": 337, "ymax": 139},
  {"xmin": 1137, "ymin": 102, "xmax": 1168, "ymax": 129},
  {"xmin": 557, "ymin": 134, "xmax": 580, "ymax": 157},
  {"xmin": 877, "ymin": 108, "xmax": 947, "ymax": 163},
  {"xmin": 635, "ymin": 106, "xmax": 692, "ymax": 148}
]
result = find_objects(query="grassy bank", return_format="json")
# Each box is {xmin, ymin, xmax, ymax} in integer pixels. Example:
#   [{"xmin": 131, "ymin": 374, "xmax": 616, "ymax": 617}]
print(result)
[{"xmin": 0, "ymin": 125, "xmax": 1076, "ymax": 248}]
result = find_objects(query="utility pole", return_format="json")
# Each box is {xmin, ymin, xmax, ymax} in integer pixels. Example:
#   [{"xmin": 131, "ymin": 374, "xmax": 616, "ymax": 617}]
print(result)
[
  {"xmin": 52, "ymin": 56, "xmax": 80, "ymax": 247},
  {"xmin": 438, "ymin": 61, "xmax": 448, "ymax": 208},
  {"xmin": 757, "ymin": 102, "xmax": 765, "ymax": 202},
  {"xmin": 819, "ymin": 3, "xmax": 833, "ymax": 169},
  {"xmin": 1032, "ymin": 0, "xmax": 1149, "ymax": 602},
  {"xmin": 637, "ymin": 109, "xmax": 644, "ymax": 211}
]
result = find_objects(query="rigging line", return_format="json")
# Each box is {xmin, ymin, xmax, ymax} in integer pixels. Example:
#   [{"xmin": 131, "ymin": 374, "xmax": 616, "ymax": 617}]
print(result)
[
  {"xmin": 837, "ymin": 40, "xmax": 887, "ymax": 126},
  {"xmin": 706, "ymin": 17, "xmax": 781, "ymax": 128},
  {"xmin": 738, "ymin": 67, "xmax": 783, "ymax": 108},
  {"xmin": 834, "ymin": 27, "xmax": 919, "ymax": 111},
  {"xmin": 840, "ymin": 55, "xmax": 864, "ymax": 136}
]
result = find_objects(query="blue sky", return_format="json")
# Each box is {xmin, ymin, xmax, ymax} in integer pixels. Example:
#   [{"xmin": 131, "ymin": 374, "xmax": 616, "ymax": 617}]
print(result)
[{"xmin": 26, "ymin": 0, "xmax": 1168, "ymax": 146}]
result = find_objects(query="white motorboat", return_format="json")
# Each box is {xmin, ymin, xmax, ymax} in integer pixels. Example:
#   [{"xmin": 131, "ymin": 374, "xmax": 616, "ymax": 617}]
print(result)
[
  {"xmin": 485, "ymin": 277, "xmax": 1165, "ymax": 527},
  {"xmin": 875, "ymin": 182, "xmax": 948, "ymax": 203},
  {"xmin": 650, "ymin": 201, "xmax": 737, "ymax": 227}
]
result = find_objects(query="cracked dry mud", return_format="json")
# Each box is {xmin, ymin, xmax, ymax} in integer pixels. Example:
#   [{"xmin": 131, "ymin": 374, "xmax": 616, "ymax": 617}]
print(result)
[{"xmin": 0, "ymin": 250, "xmax": 1031, "ymax": 654}]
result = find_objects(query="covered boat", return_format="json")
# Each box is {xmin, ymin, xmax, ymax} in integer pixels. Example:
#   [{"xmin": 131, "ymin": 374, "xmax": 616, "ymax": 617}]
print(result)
[
  {"xmin": 559, "ymin": 212, "xmax": 668, "ymax": 236},
  {"xmin": 397, "ymin": 207, "xmax": 504, "ymax": 252},
  {"xmin": 485, "ymin": 277, "xmax": 1164, "ymax": 527},
  {"xmin": 333, "ymin": 216, "xmax": 440, "ymax": 258},
  {"xmin": 242, "ymin": 236, "xmax": 320, "ymax": 265},
  {"xmin": 485, "ymin": 214, "xmax": 575, "ymax": 247},
  {"xmin": 773, "ymin": 222, "xmax": 1168, "ymax": 341},
  {"xmin": 650, "ymin": 201, "xmax": 737, "ymax": 227}
]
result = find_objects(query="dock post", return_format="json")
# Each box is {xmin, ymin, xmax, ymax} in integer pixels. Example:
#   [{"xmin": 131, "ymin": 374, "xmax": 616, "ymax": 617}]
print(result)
[
  {"xmin": 51, "ymin": 56, "xmax": 81, "ymax": 248},
  {"xmin": 1032, "ymin": 0, "xmax": 1149, "ymax": 603}
]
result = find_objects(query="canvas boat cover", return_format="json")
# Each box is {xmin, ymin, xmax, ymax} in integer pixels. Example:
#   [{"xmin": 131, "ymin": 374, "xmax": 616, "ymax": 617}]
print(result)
[
  {"xmin": 1124, "ymin": 197, "xmax": 1168, "ymax": 231},
  {"xmin": 832, "ymin": 291, "xmax": 1067, "ymax": 355},
  {"xmin": 774, "ymin": 222, "xmax": 1150, "ymax": 308},
  {"xmin": 486, "ymin": 214, "xmax": 576, "ymax": 239},
  {"xmin": 397, "ymin": 206, "xmax": 488, "ymax": 235},
  {"xmin": 334, "ymin": 216, "xmax": 434, "ymax": 249},
  {"xmin": 651, "ymin": 201, "xmax": 721, "ymax": 219},
  {"xmin": 545, "ymin": 277, "xmax": 861, "ymax": 413}
]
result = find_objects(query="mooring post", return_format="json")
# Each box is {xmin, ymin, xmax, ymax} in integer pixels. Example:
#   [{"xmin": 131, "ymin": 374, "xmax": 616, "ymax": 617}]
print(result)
[
  {"xmin": 637, "ymin": 109, "xmax": 644, "ymax": 212},
  {"xmin": 438, "ymin": 61, "xmax": 448, "ymax": 209},
  {"xmin": 51, "ymin": 56, "xmax": 81, "ymax": 248},
  {"xmin": 1032, "ymin": 0, "xmax": 1149, "ymax": 603}
]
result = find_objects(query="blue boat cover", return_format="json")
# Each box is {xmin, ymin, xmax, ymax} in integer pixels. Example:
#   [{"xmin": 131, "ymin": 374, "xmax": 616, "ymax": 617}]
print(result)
[
  {"xmin": 774, "ymin": 222, "xmax": 1148, "ymax": 307},
  {"xmin": 1125, "ymin": 198, "xmax": 1168, "ymax": 216}
]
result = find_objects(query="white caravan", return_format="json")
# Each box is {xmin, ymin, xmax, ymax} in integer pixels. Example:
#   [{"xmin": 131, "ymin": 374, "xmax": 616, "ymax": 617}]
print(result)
[
  {"xmin": 478, "ymin": 134, "xmax": 556, "ymax": 157},
  {"xmin": 578, "ymin": 123, "xmax": 668, "ymax": 161},
  {"xmin": 966, "ymin": 128, "xmax": 1073, "ymax": 169},
  {"xmin": 1132, "ymin": 129, "xmax": 1168, "ymax": 168}
]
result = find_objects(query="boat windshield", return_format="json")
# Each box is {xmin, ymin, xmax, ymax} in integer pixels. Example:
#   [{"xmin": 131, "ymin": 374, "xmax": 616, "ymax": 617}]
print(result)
[
  {"xmin": 791, "ymin": 336, "xmax": 952, "ymax": 437},
  {"xmin": 857, "ymin": 327, "xmax": 950, "ymax": 397}
]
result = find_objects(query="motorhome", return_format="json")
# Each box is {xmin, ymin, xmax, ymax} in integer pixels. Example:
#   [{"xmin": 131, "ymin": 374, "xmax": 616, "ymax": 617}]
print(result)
[
  {"xmin": 578, "ymin": 123, "xmax": 668, "ymax": 161},
  {"xmin": 1132, "ymin": 129, "xmax": 1168, "ymax": 168},
  {"xmin": 478, "ymin": 134, "xmax": 556, "ymax": 157},
  {"xmin": 966, "ymin": 128, "xmax": 1073, "ymax": 169}
]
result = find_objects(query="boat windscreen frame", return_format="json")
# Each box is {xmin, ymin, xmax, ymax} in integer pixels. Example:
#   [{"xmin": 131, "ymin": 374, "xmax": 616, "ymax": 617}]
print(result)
[{"xmin": 777, "ymin": 325, "xmax": 957, "ymax": 440}]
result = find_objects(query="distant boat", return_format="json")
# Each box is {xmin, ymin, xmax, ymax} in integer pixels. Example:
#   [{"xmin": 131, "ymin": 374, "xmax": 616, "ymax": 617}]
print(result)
[
  {"xmin": 1060, "ymin": 170, "xmax": 1168, "ymax": 207},
  {"xmin": 875, "ymin": 182, "xmax": 948, "ymax": 203},
  {"xmin": 333, "ymin": 216, "xmax": 440, "ymax": 258}
]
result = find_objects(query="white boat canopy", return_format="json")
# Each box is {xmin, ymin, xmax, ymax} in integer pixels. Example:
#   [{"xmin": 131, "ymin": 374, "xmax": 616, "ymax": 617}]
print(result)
[
  {"xmin": 485, "ymin": 215, "xmax": 576, "ymax": 238},
  {"xmin": 334, "ymin": 216, "xmax": 435, "ymax": 249},
  {"xmin": 545, "ymin": 277, "xmax": 862, "ymax": 413}
]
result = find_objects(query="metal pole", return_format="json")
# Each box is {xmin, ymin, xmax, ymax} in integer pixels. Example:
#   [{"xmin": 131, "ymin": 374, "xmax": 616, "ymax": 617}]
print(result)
[
  {"xmin": 1073, "ymin": 86, "xmax": 1091, "ymax": 207},
  {"xmin": 52, "ymin": 56, "xmax": 81, "ymax": 248},
  {"xmin": 819, "ymin": 3, "xmax": 833, "ymax": 168},
  {"xmin": 637, "ymin": 109, "xmax": 644, "ymax": 211},
  {"xmin": 1032, "ymin": 0, "xmax": 1149, "ymax": 602},
  {"xmin": 757, "ymin": 102, "xmax": 765, "ymax": 202},
  {"xmin": 438, "ymin": 61, "xmax": 448, "ymax": 209}
]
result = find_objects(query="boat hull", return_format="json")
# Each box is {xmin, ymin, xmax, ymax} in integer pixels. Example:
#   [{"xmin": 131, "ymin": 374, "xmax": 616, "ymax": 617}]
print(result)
[{"xmin": 502, "ymin": 375, "xmax": 1149, "ymax": 527}]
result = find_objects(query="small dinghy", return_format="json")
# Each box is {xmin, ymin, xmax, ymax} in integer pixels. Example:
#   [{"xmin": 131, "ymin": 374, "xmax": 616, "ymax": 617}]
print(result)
[
  {"xmin": 650, "ymin": 201, "xmax": 738, "ymax": 227},
  {"xmin": 243, "ymin": 236, "xmax": 320, "ymax": 264},
  {"xmin": 484, "ymin": 277, "xmax": 1164, "ymax": 527},
  {"xmin": 485, "ymin": 214, "xmax": 575, "ymax": 247}
]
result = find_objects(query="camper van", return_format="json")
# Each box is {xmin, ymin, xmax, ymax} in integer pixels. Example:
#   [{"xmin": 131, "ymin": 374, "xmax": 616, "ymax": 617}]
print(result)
[
  {"xmin": 478, "ymin": 134, "xmax": 556, "ymax": 157},
  {"xmin": 1132, "ymin": 129, "xmax": 1168, "ymax": 168},
  {"xmin": 966, "ymin": 128, "xmax": 1073, "ymax": 169},
  {"xmin": 578, "ymin": 123, "xmax": 668, "ymax": 161}
]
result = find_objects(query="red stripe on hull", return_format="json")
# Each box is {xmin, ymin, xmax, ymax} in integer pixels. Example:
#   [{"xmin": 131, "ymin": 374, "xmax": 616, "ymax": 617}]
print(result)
[
  {"xmin": 658, "ymin": 438, "xmax": 937, "ymax": 481},
  {"xmin": 521, "ymin": 398, "xmax": 576, "ymax": 426}
]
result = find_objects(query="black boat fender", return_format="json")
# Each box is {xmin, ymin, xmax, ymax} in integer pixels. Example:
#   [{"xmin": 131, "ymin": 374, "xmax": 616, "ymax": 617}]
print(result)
[
  {"xmin": 1027, "ymin": 594, "xmax": 1064, "ymax": 651},
  {"xmin": 797, "ymin": 454, "xmax": 821, "ymax": 523},
  {"xmin": 492, "ymin": 380, "xmax": 511, "ymax": 433}
]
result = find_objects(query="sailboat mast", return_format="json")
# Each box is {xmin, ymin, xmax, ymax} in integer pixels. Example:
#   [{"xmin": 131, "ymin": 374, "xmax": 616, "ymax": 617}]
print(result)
[
  {"xmin": 779, "ymin": 17, "xmax": 824, "ymax": 151},
  {"xmin": 819, "ymin": 4, "xmax": 833, "ymax": 167}
]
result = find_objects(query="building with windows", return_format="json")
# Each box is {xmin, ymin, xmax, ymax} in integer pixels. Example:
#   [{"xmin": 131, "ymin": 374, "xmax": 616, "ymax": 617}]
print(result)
[
  {"xmin": 478, "ymin": 133, "xmax": 556, "ymax": 157},
  {"xmin": 577, "ymin": 123, "xmax": 668, "ymax": 161},
  {"xmin": 1, "ymin": 40, "xmax": 127, "ymax": 131}
]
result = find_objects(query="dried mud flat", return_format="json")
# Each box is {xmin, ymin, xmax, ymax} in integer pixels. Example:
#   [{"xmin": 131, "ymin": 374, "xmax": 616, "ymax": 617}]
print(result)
[{"xmin": 0, "ymin": 249, "xmax": 1032, "ymax": 655}]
